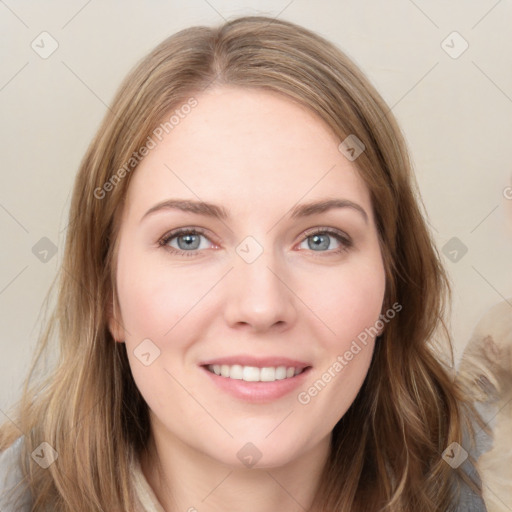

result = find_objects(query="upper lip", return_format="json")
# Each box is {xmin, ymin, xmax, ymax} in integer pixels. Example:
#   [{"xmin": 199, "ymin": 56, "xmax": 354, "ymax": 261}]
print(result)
[{"xmin": 199, "ymin": 355, "xmax": 311, "ymax": 369}]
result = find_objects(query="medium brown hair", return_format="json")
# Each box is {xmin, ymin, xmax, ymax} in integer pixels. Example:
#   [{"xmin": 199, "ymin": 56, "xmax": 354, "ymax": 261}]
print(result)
[{"xmin": 1, "ymin": 15, "xmax": 482, "ymax": 511}]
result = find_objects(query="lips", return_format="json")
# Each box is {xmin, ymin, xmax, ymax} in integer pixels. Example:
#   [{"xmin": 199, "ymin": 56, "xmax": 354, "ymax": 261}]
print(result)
[
  {"xmin": 199, "ymin": 355, "xmax": 311, "ymax": 370},
  {"xmin": 201, "ymin": 365, "xmax": 311, "ymax": 403},
  {"xmin": 198, "ymin": 355, "xmax": 312, "ymax": 402}
]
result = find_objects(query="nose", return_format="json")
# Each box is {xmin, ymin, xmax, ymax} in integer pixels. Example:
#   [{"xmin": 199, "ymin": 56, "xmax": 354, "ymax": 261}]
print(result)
[{"xmin": 223, "ymin": 246, "xmax": 298, "ymax": 333}]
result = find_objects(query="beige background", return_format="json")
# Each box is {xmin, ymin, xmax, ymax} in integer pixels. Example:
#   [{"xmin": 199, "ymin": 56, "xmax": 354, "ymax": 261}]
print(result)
[{"xmin": 1, "ymin": 0, "xmax": 511, "ymax": 415}]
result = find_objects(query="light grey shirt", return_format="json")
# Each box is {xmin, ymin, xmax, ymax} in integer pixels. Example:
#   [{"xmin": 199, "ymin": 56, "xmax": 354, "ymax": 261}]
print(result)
[{"xmin": 0, "ymin": 437, "xmax": 31, "ymax": 511}]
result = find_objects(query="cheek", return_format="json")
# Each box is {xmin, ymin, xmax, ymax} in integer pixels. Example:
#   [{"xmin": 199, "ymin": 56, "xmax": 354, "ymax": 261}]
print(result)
[
  {"xmin": 116, "ymin": 248, "xmax": 214, "ymax": 340},
  {"xmin": 301, "ymin": 257, "xmax": 386, "ymax": 348},
  {"xmin": 295, "ymin": 265, "xmax": 384, "ymax": 426}
]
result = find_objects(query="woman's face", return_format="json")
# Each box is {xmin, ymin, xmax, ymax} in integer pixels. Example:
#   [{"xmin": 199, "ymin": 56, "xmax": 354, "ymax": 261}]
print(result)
[{"xmin": 111, "ymin": 86, "xmax": 386, "ymax": 468}]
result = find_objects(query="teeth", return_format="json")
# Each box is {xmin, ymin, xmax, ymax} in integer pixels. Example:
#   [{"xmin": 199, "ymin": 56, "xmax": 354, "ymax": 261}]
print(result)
[
  {"xmin": 230, "ymin": 364, "xmax": 243, "ymax": 380},
  {"xmin": 260, "ymin": 367, "xmax": 275, "ymax": 381},
  {"xmin": 207, "ymin": 364, "xmax": 305, "ymax": 382}
]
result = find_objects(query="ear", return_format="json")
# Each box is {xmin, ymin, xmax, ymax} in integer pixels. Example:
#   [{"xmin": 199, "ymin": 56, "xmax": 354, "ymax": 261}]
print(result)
[{"xmin": 108, "ymin": 293, "xmax": 126, "ymax": 343}]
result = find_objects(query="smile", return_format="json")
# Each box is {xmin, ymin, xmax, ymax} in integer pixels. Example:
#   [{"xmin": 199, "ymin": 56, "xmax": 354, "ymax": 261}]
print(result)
[
  {"xmin": 200, "ymin": 362, "xmax": 312, "ymax": 403},
  {"xmin": 206, "ymin": 364, "xmax": 306, "ymax": 382}
]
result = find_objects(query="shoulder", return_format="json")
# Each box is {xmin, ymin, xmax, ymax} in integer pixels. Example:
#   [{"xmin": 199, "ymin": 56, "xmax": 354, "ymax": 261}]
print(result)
[
  {"xmin": 447, "ymin": 392, "xmax": 493, "ymax": 512},
  {"xmin": 456, "ymin": 298, "xmax": 512, "ymax": 511},
  {"xmin": 447, "ymin": 391, "xmax": 493, "ymax": 512},
  {"xmin": 0, "ymin": 436, "xmax": 32, "ymax": 511},
  {"xmin": 456, "ymin": 490, "xmax": 488, "ymax": 511},
  {"xmin": 453, "ymin": 455, "xmax": 488, "ymax": 511}
]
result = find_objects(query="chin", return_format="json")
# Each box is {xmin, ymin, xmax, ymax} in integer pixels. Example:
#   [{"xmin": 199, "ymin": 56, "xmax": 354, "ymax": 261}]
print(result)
[{"xmin": 211, "ymin": 434, "xmax": 316, "ymax": 471}]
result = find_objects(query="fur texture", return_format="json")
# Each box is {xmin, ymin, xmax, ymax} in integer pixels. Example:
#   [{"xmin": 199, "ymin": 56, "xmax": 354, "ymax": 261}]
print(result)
[{"xmin": 457, "ymin": 300, "xmax": 512, "ymax": 512}]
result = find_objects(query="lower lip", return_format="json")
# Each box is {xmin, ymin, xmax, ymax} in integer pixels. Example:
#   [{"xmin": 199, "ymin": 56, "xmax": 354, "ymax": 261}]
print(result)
[{"xmin": 200, "ymin": 366, "xmax": 312, "ymax": 403}]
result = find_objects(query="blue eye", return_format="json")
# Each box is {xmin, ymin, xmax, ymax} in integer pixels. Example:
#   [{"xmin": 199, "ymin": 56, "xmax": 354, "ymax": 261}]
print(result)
[
  {"xmin": 159, "ymin": 227, "xmax": 352, "ymax": 256},
  {"xmin": 299, "ymin": 228, "xmax": 352, "ymax": 254},
  {"xmin": 159, "ymin": 228, "xmax": 213, "ymax": 255}
]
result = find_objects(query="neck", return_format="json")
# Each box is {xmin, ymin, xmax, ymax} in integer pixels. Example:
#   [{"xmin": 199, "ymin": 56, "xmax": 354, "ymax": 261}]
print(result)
[{"xmin": 140, "ymin": 422, "xmax": 330, "ymax": 512}]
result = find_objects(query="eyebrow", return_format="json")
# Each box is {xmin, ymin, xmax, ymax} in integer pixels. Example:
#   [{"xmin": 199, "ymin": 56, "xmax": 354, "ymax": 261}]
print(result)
[{"xmin": 141, "ymin": 198, "xmax": 368, "ymax": 224}]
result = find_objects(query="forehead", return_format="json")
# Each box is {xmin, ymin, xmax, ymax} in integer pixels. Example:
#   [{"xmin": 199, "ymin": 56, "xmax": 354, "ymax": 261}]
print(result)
[{"xmin": 125, "ymin": 86, "xmax": 372, "ymax": 219}]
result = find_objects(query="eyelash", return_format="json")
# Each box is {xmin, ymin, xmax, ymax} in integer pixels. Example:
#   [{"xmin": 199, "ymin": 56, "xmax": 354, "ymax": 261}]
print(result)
[{"xmin": 158, "ymin": 227, "xmax": 352, "ymax": 257}]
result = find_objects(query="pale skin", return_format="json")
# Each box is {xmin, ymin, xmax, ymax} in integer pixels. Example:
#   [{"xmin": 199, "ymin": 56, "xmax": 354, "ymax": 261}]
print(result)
[{"xmin": 110, "ymin": 86, "xmax": 386, "ymax": 512}]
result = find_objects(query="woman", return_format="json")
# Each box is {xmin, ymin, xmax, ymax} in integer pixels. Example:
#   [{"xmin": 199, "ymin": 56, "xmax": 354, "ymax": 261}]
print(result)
[{"xmin": 0, "ymin": 15, "xmax": 488, "ymax": 511}]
